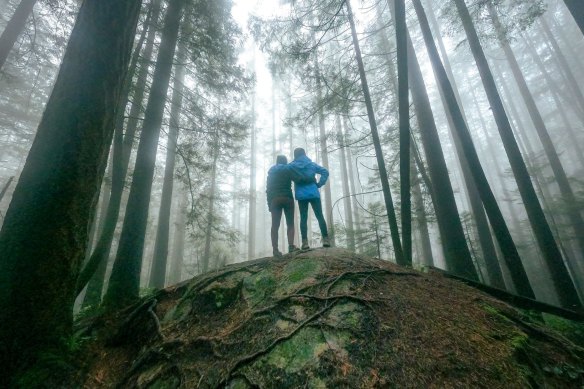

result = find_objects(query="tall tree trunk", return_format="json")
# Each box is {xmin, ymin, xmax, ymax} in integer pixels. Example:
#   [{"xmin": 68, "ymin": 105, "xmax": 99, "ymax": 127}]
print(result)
[
  {"xmin": 75, "ymin": 2, "xmax": 156, "ymax": 296},
  {"xmin": 248, "ymin": 69, "xmax": 257, "ymax": 260},
  {"xmin": 562, "ymin": 0, "xmax": 584, "ymax": 36},
  {"xmin": 488, "ymin": 2, "xmax": 584, "ymax": 305},
  {"xmin": 345, "ymin": 0, "xmax": 403, "ymax": 264},
  {"xmin": 455, "ymin": 0, "xmax": 579, "ymax": 300},
  {"xmin": 0, "ymin": 0, "xmax": 141, "ymax": 382},
  {"xmin": 168, "ymin": 187, "xmax": 187, "ymax": 284},
  {"xmin": 414, "ymin": 0, "xmax": 535, "ymax": 293},
  {"xmin": 0, "ymin": 0, "xmax": 37, "ymax": 71},
  {"xmin": 405, "ymin": 25, "xmax": 477, "ymax": 280},
  {"xmin": 422, "ymin": 0, "xmax": 504, "ymax": 288},
  {"xmin": 149, "ymin": 20, "xmax": 188, "ymax": 289},
  {"xmin": 202, "ymin": 143, "xmax": 219, "ymax": 273},
  {"xmin": 411, "ymin": 156, "xmax": 434, "ymax": 267},
  {"xmin": 343, "ymin": 115, "xmax": 363, "ymax": 251},
  {"xmin": 104, "ymin": 0, "xmax": 185, "ymax": 309},
  {"xmin": 314, "ymin": 61, "xmax": 335, "ymax": 245},
  {"xmin": 394, "ymin": 0, "xmax": 411, "ymax": 266},
  {"xmin": 337, "ymin": 116, "xmax": 355, "ymax": 251}
]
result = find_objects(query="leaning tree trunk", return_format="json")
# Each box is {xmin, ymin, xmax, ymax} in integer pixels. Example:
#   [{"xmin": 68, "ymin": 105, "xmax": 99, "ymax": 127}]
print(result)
[
  {"xmin": 487, "ymin": 2, "xmax": 583, "ymax": 308},
  {"xmin": 422, "ymin": 0, "xmax": 505, "ymax": 288},
  {"xmin": 103, "ymin": 0, "xmax": 185, "ymax": 310},
  {"xmin": 562, "ymin": 0, "xmax": 584, "ymax": 36},
  {"xmin": 76, "ymin": 0, "xmax": 160, "ymax": 297},
  {"xmin": 345, "ymin": 0, "xmax": 404, "ymax": 264},
  {"xmin": 451, "ymin": 0, "xmax": 578, "ymax": 307},
  {"xmin": 149, "ymin": 20, "xmax": 188, "ymax": 289},
  {"xmin": 404, "ymin": 26, "xmax": 477, "ymax": 280},
  {"xmin": 0, "ymin": 176, "xmax": 14, "ymax": 203},
  {"xmin": 394, "ymin": 0, "xmax": 411, "ymax": 267},
  {"xmin": 0, "ymin": 0, "xmax": 141, "ymax": 383},
  {"xmin": 413, "ymin": 0, "xmax": 535, "ymax": 295},
  {"xmin": 0, "ymin": 0, "xmax": 38, "ymax": 71}
]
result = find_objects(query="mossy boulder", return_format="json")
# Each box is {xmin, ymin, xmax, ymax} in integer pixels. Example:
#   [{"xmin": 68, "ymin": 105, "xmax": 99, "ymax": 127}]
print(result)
[{"xmin": 75, "ymin": 248, "xmax": 584, "ymax": 388}]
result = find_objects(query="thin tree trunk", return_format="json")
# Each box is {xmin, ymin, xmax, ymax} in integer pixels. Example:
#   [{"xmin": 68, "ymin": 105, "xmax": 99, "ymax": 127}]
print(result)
[
  {"xmin": 104, "ymin": 0, "xmax": 185, "ymax": 309},
  {"xmin": 488, "ymin": 3, "xmax": 584, "ymax": 299},
  {"xmin": 248, "ymin": 69, "xmax": 257, "ymax": 260},
  {"xmin": 149, "ymin": 20, "xmax": 188, "ymax": 288},
  {"xmin": 203, "ymin": 143, "xmax": 220, "ymax": 272},
  {"xmin": 345, "ymin": 0, "xmax": 403, "ymax": 264},
  {"xmin": 539, "ymin": 18, "xmax": 584, "ymax": 119},
  {"xmin": 315, "ymin": 61, "xmax": 334, "ymax": 245},
  {"xmin": 337, "ymin": 116, "xmax": 355, "ymax": 251},
  {"xmin": 0, "ymin": 0, "xmax": 37, "ymax": 71},
  {"xmin": 0, "ymin": 176, "xmax": 14, "ymax": 203},
  {"xmin": 343, "ymin": 115, "xmax": 363, "ymax": 251},
  {"xmin": 0, "ymin": 0, "xmax": 141, "ymax": 382},
  {"xmin": 168, "ymin": 187, "xmax": 187, "ymax": 284},
  {"xmin": 75, "ymin": 3, "xmax": 155, "ymax": 296},
  {"xmin": 411, "ymin": 156, "xmax": 434, "ymax": 267}
]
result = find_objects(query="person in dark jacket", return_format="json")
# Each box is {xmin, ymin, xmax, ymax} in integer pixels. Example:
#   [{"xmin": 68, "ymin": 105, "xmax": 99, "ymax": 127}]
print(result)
[
  {"xmin": 288, "ymin": 147, "xmax": 330, "ymax": 249},
  {"xmin": 266, "ymin": 155, "xmax": 314, "ymax": 257}
]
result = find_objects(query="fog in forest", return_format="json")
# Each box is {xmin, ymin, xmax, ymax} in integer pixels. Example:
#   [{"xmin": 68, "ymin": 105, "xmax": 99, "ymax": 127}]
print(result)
[{"xmin": 1, "ymin": 0, "xmax": 584, "ymax": 340}]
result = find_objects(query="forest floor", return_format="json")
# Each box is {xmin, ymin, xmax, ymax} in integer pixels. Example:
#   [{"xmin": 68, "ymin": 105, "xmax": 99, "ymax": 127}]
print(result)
[{"xmin": 70, "ymin": 248, "xmax": 584, "ymax": 388}]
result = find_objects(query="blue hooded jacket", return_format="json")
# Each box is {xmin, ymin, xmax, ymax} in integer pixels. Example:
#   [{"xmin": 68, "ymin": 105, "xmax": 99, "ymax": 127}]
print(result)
[{"xmin": 288, "ymin": 155, "xmax": 329, "ymax": 200}]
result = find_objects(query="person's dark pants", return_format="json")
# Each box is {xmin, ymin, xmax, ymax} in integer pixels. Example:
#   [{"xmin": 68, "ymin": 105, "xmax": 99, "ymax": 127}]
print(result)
[
  {"xmin": 298, "ymin": 198, "xmax": 328, "ymax": 241},
  {"xmin": 270, "ymin": 196, "xmax": 295, "ymax": 250}
]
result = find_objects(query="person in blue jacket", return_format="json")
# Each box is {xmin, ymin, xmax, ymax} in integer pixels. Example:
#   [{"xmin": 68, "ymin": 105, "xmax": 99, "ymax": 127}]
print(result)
[
  {"xmin": 266, "ymin": 155, "xmax": 315, "ymax": 257},
  {"xmin": 289, "ymin": 147, "xmax": 331, "ymax": 249}
]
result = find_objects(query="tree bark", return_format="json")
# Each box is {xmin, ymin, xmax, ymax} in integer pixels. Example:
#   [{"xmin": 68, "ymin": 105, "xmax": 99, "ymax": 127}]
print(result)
[
  {"xmin": 337, "ymin": 116, "xmax": 355, "ymax": 251},
  {"xmin": 345, "ymin": 0, "xmax": 404, "ymax": 264},
  {"xmin": 104, "ymin": 0, "xmax": 185, "ymax": 309},
  {"xmin": 202, "ymin": 141, "xmax": 220, "ymax": 273},
  {"xmin": 0, "ymin": 0, "xmax": 141, "ymax": 382},
  {"xmin": 0, "ymin": 0, "xmax": 38, "ymax": 71},
  {"xmin": 487, "ymin": 2, "xmax": 583, "ymax": 308},
  {"xmin": 395, "ymin": 0, "xmax": 411, "ymax": 267},
  {"xmin": 149, "ymin": 21, "xmax": 188, "ymax": 289},
  {"xmin": 75, "ymin": 2, "xmax": 157, "ymax": 296},
  {"xmin": 248, "ymin": 69, "xmax": 257, "ymax": 260},
  {"xmin": 343, "ymin": 116, "xmax": 363, "ymax": 251},
  {"xmin": 168, "ymin": 187, "xmax": 187, "ymax": 284},
  {"xmin": 405, "ymin": 25, "xmax": 477, "ymax": 280},
  {"xmin": 414, "ymin": 0, "xmax": 534, "ymax": 292}
]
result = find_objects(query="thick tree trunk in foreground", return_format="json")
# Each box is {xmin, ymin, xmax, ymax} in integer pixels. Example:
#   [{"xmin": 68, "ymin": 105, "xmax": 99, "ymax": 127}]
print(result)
[
  {"xmin": 76, "ymin": 0, "xmax": 160, "ymax": 297},
  {"xmin": 0, "ymin": 0, "xmax": 141, "ymax": 383},
  {"xmin": 104, "ymin": 0, "xmax": 185, "ymax": 309},
  {"xmin": 0, "ymin": 0, "xmax": 38, "ymax": 71},
  {"xmin": 414, "ymin": 0, "xmax": 533, "ymax": 294},
  {"xmin": 345, "ymin": 0, "xmax": 404, "ymax": 264},
  {"xmin": 149, "ymin": 23, "xmax": 187, "ymax": 288}
]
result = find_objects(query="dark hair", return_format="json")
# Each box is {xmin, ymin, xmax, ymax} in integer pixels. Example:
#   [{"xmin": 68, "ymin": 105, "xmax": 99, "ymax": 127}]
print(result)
[
  {"xmin": 276, "ymin": 155, "xmax": 288, "ymax": 164},
  {"xmin": 293, "ymin": 147, "xmax": 306, "ymax": 159}
]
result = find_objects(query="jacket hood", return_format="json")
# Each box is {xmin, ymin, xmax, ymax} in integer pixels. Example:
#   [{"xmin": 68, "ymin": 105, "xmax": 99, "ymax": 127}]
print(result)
[{"xmin": 292, "ymin": 155, "xmax": 312, "ymax": 168}]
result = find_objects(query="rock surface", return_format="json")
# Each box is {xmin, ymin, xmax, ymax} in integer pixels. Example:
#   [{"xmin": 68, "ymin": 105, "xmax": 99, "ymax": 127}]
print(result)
[{"xmin": 76, "ymin": 248, "xmax": 584, "ymax": 388}]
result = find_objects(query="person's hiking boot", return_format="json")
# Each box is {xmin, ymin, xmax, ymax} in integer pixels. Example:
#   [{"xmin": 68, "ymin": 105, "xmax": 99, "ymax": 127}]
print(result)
[
  {"xmin": 301, "ymin": 239, "xmax": 310, "ymax": 250},
  {"xmin": 322, "ymin": 237, "xmax": 331, "ymax": 248},
  {"xmin": 288, "ymin": 244, "xmax": 300, "ymax": 253},
  {"xmin": 273, "ymin": 248, "xmax": 283, "ymax": 258}
]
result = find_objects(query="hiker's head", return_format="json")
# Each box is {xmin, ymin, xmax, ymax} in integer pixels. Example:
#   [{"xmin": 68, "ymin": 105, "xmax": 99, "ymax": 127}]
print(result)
[
  {"xmin": 276, "ymin": 155, "xmax": 288, "ymax": 165},
  {"xmin": 293, "ymin": 147, "xmax": 306, "ymax": 160}
]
